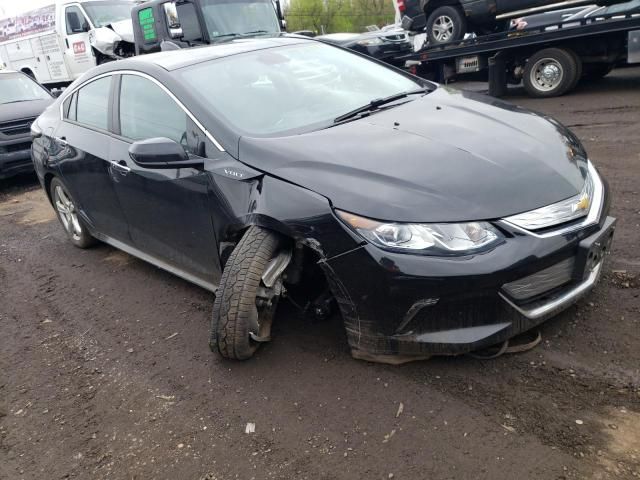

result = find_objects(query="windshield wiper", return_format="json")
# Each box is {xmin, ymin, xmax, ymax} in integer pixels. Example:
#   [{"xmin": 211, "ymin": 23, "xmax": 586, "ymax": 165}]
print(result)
[
  {"xmin": 242, "ymin": 30, "xmax": 270, "ymax": 36},
  {"xmin": 333, "ymin": 88, "xmax": 431, "ymax": 124},
  {"xmin": 210, "ymin": 32, "xmax": 241, "ymax": 40},
  {"xmin": 1, "ymin": 99, "xmax": 32, "ymax": 104},
  {"xmin": 210, "ymin": 30, "xmax": 270, "ymax": 41}
]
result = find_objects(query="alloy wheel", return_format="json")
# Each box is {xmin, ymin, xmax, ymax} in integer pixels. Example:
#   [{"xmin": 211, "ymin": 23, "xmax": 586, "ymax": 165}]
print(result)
[
  {"xmin": 432, "ymin": 15, "xmax": 454, "ymax": 43},
  {"xmin": 54, "ymin": 185, "xmax": 82, "ymax": 241}
]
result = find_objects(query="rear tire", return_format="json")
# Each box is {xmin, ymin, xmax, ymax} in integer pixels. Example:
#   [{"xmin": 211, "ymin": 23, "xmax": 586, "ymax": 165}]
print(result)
[
  {"xmin": 49, "ymin": 177, "xmax": 96, "ymax": 249},
  {"xmin": 426, "ymin": 6, "xmax": 466, "ymax": 45},
  {"xmin": 211, "ymin": 226, "xmax": 283, "ymax": 360},
  {"xmin": 523, "ymin": 48, "xmax": 579, "ymax": 98}
]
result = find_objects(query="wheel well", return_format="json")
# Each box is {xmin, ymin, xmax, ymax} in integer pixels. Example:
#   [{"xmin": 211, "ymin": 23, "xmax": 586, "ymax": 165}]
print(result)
[
  {"xmin": 424, "ymin": 0, "xmax": 461, "ymax": 16},
  {"xmin": 43, "ymin": 173, "xmax": 55, "ymax": 205},
  {"xmin": 219, "ymin": 226, "xmax": 331, "ymax": 308}
]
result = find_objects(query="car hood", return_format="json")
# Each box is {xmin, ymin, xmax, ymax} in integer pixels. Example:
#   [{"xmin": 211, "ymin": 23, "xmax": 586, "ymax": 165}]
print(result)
[
  {"xmin": 238, "ymin": 87, "xmax": 588, "ymax": 223},
  {"xmin": 108, "ymin": 19, "xmax": 134, "ymax": 43},
  {"xmin": 0, "ymin": 98, "xmax": 53, "ymax": 124}
]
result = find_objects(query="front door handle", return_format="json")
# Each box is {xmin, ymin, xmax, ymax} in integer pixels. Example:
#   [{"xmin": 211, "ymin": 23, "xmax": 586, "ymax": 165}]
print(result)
[{"xmin": 108, "ymin": 160, "xmax": 131, "ymax": 175}]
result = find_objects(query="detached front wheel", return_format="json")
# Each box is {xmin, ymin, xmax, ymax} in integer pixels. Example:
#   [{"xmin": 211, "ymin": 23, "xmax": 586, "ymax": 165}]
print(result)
[{"xmin": 211, "ymin": 226, "xmax": 289, "ymax": 360}]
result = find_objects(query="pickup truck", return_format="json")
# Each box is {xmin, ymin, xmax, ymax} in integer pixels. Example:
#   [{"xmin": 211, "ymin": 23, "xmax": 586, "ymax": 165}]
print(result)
[{"xmin": 399, "ymin": 0, "xmax": 629, "ymax": 44}]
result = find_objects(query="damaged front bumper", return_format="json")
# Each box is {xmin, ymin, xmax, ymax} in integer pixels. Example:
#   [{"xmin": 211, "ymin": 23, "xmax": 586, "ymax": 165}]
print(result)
[{"xmin": 321, "ymin": 211, "xmax": 616, "ymax": 359}]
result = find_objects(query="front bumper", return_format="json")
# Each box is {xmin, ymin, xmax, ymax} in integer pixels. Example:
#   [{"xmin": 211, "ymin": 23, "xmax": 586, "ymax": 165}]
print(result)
[
  {"xmin": 322, "ymin": 208, "xmax": 615, "ymax": 358},
  {"xmin": 0, "ymin": 136, "xmax": 33, "ymax": 179}
]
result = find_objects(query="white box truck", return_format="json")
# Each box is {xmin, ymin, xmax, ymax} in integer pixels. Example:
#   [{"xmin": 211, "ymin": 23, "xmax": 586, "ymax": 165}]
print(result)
[{"xmin": 0, "ymin": 0, "xmax": 136, "ymax": 88}]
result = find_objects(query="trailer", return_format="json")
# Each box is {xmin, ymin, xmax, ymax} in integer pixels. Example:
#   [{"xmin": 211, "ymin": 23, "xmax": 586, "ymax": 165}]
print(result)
[{"xmin": 401, "ymin": 10, "xmax": 640, "ymax": 97}]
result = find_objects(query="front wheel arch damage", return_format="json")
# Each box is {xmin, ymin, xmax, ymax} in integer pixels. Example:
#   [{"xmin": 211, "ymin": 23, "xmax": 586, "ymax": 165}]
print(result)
[{"xmin": 212, "ymin": 225, "xmax": 349, "ymax": 360}]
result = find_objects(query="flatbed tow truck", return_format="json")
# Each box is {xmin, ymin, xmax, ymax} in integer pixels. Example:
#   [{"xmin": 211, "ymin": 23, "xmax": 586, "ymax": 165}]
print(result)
[{"xmin": 400, "ymin": 9, "xmax": 640, "ymax": 97}]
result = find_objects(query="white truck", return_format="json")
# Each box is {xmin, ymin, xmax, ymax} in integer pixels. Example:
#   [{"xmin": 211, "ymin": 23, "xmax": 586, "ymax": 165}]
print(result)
[{"xmin": 0, "ymin": 0, "xmax": 136, "ymax": 89}]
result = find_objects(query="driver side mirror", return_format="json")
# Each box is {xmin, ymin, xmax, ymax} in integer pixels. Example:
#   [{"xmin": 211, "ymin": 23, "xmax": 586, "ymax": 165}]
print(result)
[
  {"xmin": 163, "ymin": 2, "xmax": 183, "ymax": 39},
  {"xmin": 82, "ymin": 21, "xmax": 90, "ymax": 32},
  {"xmin": 128, "ymin": 137, "xmax": 203, "ymax": 169}
]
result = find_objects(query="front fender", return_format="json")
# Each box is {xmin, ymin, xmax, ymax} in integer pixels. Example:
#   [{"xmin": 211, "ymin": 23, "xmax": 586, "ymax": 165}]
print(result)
[{"xmin": 207, "ymin": 166, "xmax": 359, "ymax": 260}]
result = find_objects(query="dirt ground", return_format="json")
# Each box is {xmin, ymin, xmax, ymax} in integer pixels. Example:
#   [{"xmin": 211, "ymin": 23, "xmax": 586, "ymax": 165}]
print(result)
[{"xmin": 1, "ymin": 68, "xmax": 639, "ymax": 480}]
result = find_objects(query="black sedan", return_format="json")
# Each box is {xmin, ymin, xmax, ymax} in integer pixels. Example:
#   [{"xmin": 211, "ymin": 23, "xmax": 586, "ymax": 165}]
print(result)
[
  {"xmin": 0, "ymin": 71, "xmax": 53, "ymax": 179},
  {"xmin": 32, "ymin": 36, "xmax": 615, "ymax": 363},
  {"xmin": 315, "ymin": 29, "xmax": 413, "ymax": 68}
]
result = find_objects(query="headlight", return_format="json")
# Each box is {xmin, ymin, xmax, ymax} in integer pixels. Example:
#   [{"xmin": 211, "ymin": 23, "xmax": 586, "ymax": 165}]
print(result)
[
  {"xmin": 357, "ymin": 37, "xmax": 384, "ymax": 46},
  {"xmin": 336, "ymin": 210, "xmax": 502, "ymax": 255}
]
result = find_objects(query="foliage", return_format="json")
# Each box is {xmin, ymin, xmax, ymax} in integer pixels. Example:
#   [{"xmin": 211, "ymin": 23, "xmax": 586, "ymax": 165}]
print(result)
[{"xmin": 284, "ymin": 0, "xmax": 396, "ymax": 34}]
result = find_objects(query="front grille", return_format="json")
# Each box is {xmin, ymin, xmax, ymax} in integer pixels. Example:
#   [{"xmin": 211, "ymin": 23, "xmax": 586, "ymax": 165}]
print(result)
[
  {"xmin": 0, "ymin": 142, "xmax": 31, "ymax": 154},
  {"xmin": 502, "ymin": 257, "xmax": 575, "ymax": 301},
  {"xmin": 0, "ymin": 117, "xmax": 36, "ymax": 136}
]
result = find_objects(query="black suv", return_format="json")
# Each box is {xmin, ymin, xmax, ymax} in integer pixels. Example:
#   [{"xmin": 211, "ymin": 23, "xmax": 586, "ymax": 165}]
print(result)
[{"xmin": 401, "ymin": 0, "xmax": 625, "ymax": 44}]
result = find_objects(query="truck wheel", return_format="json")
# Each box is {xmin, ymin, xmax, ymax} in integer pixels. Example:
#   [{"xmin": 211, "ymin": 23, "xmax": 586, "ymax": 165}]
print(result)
[
  {"xmin": 426, "ymin": 6, "xmax": 466, "ymax": 45},
  {"xmin": 523, "ymin": 48, "xmax": 579, "ymax": 98},
  {"xmin": 49, "ymin": 177, "xmax": 96, "ymax": 249},
  {"xmin": 211, "ymin": 226, "xmax": 287, "ymax": 360}
]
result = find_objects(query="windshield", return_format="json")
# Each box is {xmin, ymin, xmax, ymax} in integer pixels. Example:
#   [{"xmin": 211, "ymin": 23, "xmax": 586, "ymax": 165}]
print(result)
[
  {"xmin": 200, "ymin": 0, "xmax": 280, "ymax": 40},
  {"xmin": 176, "ymin": 42, "xmax": 423, "ymax": 136},
  {"xmin": 603, "ymin": 0, "xmax": 640, "ymax": 14},
  {"xmin": 83, "ymin": 1, "xmax": 135, "ymax": 28},
  {"xmin": 0, "ymin": 74, "xmax": 51, "ymax": 104}
]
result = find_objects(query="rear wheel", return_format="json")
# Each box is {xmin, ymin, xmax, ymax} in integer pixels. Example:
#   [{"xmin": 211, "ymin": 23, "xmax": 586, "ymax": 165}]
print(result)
[
  {"xmin": 211, "ymin": 226, "xmax": 288, "ymax": 360},
  {"xmin": 523, "ymin": 48, "xmax": 579, "ymax": 98},
  {"xmin": 49, "ymin": 177, "xmax": 96, "ymax": 249},
  {"xmin": 426, "ymin": 6, "xmax": 466, "ymax": 45}
]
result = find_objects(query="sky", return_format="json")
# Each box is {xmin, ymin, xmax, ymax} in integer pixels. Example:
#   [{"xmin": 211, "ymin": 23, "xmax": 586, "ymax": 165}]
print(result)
[{"xmin": 0, "ymin": 0, "xmax": 58, "ymax": 17}]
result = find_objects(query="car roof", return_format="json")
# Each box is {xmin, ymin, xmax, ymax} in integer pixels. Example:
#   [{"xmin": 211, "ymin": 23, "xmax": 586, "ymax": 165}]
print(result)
[{"xmin": 113, "ymin": 36, "xmax": 313, "ymax": 72}]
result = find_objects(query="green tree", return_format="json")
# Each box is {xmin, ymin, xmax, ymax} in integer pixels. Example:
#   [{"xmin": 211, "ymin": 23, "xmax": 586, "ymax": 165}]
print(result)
[{"xmin": 285, "ymin": 0, "xmax": 394, "ymax": 34}]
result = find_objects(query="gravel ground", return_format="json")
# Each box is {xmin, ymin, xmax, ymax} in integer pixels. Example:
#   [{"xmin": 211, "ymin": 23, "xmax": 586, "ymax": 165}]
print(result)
[{"xmin": 1, "ymin": 67, "xmax": 639, "ymax": 480}]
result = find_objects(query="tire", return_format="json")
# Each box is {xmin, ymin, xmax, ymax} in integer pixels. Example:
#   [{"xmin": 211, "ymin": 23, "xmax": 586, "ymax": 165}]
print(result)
[
  {"xmin": 49, "ymin": 177, "xmax": 96, "ymax": 249},
  {"xmin": 426, "ymin": 6, "xmax": 466, "ymax": 45},
  {"xmin": 566, "ymin": 49, "xmax": 583, "ymax": 91},
  {"xmin": 523, "ymin": 48, "xmax": 579, "ymax": 98},
  {"xmin": 583, "ymin": 63, "xmax": 613, "ymax": 80},
  {"xmin": 211, "ymin": 226, "xmax": 283, "ymax": 360}
]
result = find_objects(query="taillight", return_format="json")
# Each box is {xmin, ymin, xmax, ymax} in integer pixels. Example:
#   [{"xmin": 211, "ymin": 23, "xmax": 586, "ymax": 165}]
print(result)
[{"xmin": 397, "ymin": 0, "xmax": 406, "ymax": 12}]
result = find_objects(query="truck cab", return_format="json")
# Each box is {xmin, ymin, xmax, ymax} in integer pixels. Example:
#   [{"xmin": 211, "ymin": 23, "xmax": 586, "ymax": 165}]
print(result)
[{"xmin": 132, "ymin": 0, "xmax": 284, "ymax": 55}]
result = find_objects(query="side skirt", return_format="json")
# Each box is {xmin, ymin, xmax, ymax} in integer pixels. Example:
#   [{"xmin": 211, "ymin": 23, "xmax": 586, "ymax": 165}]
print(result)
[{"xmin": 93, "ymin": 233, "xmax": 218, "ymax": 293}]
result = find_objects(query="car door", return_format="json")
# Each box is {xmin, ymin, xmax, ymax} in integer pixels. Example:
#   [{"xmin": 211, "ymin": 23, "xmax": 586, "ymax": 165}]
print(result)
[
  {"xmin": 54, "ymin": 74, "xmax": 130, "ymax": 241},
  {"xmin": 62, "ymin": 4, "xmax": 93, "ymax": 79},
  {"xmin": 108, "ymin": 73, "xmax": 222, "ymax": 286}
]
